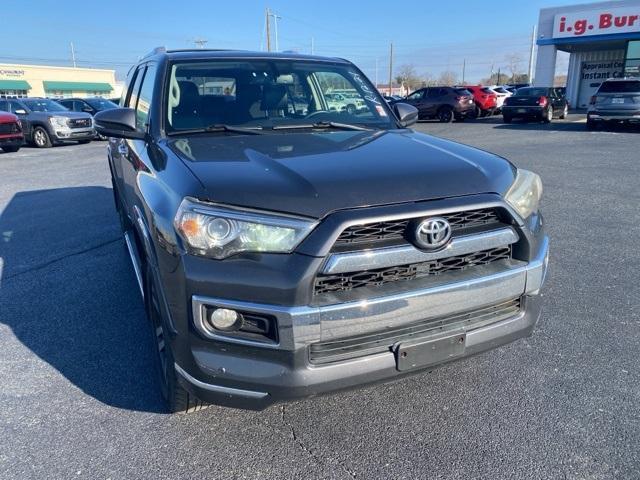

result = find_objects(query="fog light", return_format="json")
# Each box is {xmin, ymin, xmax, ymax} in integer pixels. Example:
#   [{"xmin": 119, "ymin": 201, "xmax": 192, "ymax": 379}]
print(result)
[{"xmin": 208, "ymin": 308, "xmax": 243, "ymax": 331}]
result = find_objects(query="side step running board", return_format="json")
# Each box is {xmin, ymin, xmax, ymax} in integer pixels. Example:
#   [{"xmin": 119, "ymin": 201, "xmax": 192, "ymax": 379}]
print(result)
[{"xmin": 124, "ymin": 231, "xmax": 145, "ymax": 299}]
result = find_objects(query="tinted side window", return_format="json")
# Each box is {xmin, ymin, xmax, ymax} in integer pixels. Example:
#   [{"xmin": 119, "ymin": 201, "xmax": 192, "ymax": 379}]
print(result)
[
  {"xmin": 136, "ymin": 64, "xmax": 157, "ymax": 131},
  {"xmin": 0, "ymin": 100, "xmax": 9, "ymax": 112},
  {"xmin": 125, "ymin": 67, "xmax": 145, "ymax": 109},
  {"xmin": 406, "ymin": 90, "xmax": 424, "ymax": 101}
]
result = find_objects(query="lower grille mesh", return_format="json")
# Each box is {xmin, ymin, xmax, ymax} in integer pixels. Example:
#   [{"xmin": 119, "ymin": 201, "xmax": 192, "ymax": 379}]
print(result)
[
  {"xmin": 314, "ymin": 246, "xmax": 511, "ymax": 295},
  {"xmin": 309, "ymin": 297, "xmax": 522, "ymax": 365}
]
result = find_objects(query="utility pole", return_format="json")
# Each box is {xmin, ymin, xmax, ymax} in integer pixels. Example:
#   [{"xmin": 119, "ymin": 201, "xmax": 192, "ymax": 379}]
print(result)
[
  {"xmin": 388, "ymin": 42, "xmax": 393, "ymax": 96},
  {"xmin": 265, "ymin": 8, "xmax": 271, "ymax": 52},
  {"xmin": 375, "ymin": 58, "xmax": 379, "ymax": 88},
  {"xmin": 194, "ymin": 38, "xmax": 208, "ymax": 49},
  {"xmin": 528, "ymin": 24, "xmax": 537, "ymax": 83},
  {"xmin": 70, "ymin": 42, "xmax": 77, "ymax": 68},
  {"xmin": 462, "ymin": 59, "xmax": 466, "ymax": 85},
  {"xmin": 497, "ymin": 68, "xmax": 501, "ymax": 85},
  {"xmin": 272, "ymin": 12, "xmax": 281, "ymax": 51}
]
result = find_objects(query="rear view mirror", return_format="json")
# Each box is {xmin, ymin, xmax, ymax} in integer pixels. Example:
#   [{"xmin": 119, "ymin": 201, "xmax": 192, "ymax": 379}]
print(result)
[
  {"xmin": 94, "ymin": 107, "xmax": 146, "ymax": 140},
  {"xmin": 393, "ymin": 103, "xmax": 419, "ymax": 128}
]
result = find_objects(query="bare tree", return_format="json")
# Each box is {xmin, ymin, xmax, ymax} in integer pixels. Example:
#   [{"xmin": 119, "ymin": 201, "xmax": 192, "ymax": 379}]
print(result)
[
  {"xmin": 504, "ymin": 53, "xmax": 524, "ymax": 80},
  {"xmin": 395, "ymin": 64, "xmax": 422, "ymax": 93},
  {"xmin": 437, "ymin": 70, "xmax": 459, "ymax": 86},
  {"xmin": 421, "ymin": 72, "xmax": 435, "ymax": 87}
]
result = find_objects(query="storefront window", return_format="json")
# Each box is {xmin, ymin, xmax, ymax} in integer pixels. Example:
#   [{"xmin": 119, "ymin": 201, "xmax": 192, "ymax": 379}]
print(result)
[
  {"xmin": 0, "ymin": 89, "xmax": 28, "ymax": 98},
  {"xmin": 625, "ymin": 41, "xmax": 640, "ymax": 77},
  {"xmin": 45, "ymin": 90, "xmax": 73, "ymax": 99}
]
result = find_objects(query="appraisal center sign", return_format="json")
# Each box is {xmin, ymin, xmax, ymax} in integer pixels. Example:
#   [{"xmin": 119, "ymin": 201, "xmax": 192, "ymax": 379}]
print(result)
[{"xmin": 553, "ymin": 6, "xmax": 640, "ymax": 38}]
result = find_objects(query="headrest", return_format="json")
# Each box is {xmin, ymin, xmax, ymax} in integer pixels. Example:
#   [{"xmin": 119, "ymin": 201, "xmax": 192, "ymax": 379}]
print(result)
[{"xmin": 261, "ymin": 84, "xmax": 288, "ymax": 111}]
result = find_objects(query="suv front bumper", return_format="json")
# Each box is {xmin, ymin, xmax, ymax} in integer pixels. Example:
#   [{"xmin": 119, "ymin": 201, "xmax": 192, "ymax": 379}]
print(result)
[{"xmin": 175, "ymin": 236, "xmax": 549, "ymax": 410}]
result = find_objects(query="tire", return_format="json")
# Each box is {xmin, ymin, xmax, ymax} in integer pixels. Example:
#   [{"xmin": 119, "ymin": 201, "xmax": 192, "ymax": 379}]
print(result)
[
  {"xmin": 32, "ymin": 126, "xmax": 52, "ymax": 148},
  {"xmin": 503, "ymin": 115, "xmax": 512, "ymax": 124},
  {"xmin": 144, "ymin": 263, "xmax": 208, "ymax": 414},
  {"xmin": 559, "ymin": 104, "xmax": 568, "ymax": 119},
  {"xmin": 543, "ymin": 106, "xmax": 553, "ymax": 123},
  {"xmin": 345, "ymin": 104, "xmax": 356, "ymax": 115},
  {"xmin": 437, "ymin": 107, "xmax": 454, "ymax": 123},
  {"xmin": 1, "ymin": 145, "xmax": 20, "ymax": 153},
  {"xmin": 473, "ymin": 105, "xmax": 481, "ymax": 118},
  {"xmin": 78, "ymin": 139, "xmax": 91, "ymax": 144}
]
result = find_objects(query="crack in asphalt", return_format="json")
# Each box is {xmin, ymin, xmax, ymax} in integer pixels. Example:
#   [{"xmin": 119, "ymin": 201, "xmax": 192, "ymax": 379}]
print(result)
[
  {"xmin": 280, "ymin": 405, "xmax": 357, "ymax": 479},
  {"xmin": 2, "ymin": 237, "xmax": 122, "ymax": 283}
]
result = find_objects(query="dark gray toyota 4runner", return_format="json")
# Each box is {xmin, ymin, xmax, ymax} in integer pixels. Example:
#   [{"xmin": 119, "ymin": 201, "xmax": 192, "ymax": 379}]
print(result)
[{"xmin": 95, "ymin": 48, "xmax": 549, "ymax": 413}]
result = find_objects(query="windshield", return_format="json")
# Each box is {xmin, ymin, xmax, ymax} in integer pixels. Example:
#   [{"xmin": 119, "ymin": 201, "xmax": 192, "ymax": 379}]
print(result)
[
  {"xmin": 454, "ymin": 88, "xmax": 471, "ymax": 96},
  {"xmin": 86, "ymin": 98, "xmax": 118, "ymax": 110},
  {"xmin": 22, "ymin": 99, "xmax": 69, "ymax": 112},
  {"xmin": 515, "ymin": 87, "xmax": 547, "ymax": 97},
  {"xmin": 598, "ymin": 81, "xmax": 640, "ymax": 93},
  {"xmin": 166, "ymin": 60, "xmax": 395, "ymax": 132}
]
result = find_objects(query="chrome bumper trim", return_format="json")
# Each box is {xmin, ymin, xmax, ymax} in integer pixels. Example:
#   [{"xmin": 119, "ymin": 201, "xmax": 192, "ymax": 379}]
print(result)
[
  {"xmin": 174, "ymin": 363, "xmax": 269, "ymax": 399},
  {"xmin": 192, "ymin": 235, "xmax": 549, "ymax": 350},
  {"xmin": 322, "ymin": 227, "xmax": 518, "ymax": 274}
]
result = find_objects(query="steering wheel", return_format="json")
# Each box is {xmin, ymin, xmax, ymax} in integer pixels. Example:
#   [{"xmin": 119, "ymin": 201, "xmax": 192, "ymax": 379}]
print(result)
[{"xmin": 305, "ymin": 110, "xmax": 330, "ymax": 118}]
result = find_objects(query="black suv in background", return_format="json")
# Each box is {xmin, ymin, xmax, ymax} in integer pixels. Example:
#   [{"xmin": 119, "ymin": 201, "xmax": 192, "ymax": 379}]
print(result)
[
  {"xmin": 587, "ymin": 78, "xmax": 640, "ymax": 130},
  {"xmin": 0, "ymin": 97, "xmax": 94, "ymax": 147},
  {"xmin": 399, "ymin": 87, "xmax": 475, "ymax": 122},
  {"xmin": 94, "ymin": 48, "xmax": 548, "ymax": 413},
  {"xmin": 59, "ymin": 97, "xmax": 118, "ymax": 139}
]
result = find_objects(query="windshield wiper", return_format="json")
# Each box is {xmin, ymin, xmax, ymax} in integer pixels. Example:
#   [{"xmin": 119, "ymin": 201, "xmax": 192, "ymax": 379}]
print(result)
[
  {"xmin": 271, "ymin": 121, "xmax": 371, "ymax": 132},
  {"xmin": 167, "ymin": 124, "xmax": 264, "ymax": 136}
]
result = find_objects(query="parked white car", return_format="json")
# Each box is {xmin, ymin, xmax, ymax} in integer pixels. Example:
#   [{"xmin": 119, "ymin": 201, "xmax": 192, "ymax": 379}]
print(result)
[
  {"xmin": 488, "ymin": 86, "xmax": 513, "ymax": 112},
  {"xmin": 325, "ymin": 93, "xmax": 366, "ymax": 114}
]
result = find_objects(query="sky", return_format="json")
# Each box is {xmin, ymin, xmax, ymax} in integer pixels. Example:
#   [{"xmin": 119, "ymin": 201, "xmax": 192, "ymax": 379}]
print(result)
[{"xmin": 0, "ymin": 0, "xmax": 600, "ymax": 83}]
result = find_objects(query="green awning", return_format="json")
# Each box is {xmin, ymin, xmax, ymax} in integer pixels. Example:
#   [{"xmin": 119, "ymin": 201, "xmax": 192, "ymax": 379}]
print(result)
[
  {"xmin": 42, "ymin": 81, "xmax": 113, "ymax": 92},
  {"xmin": 0, "ymin": 79, "xmax": 31, "ymax": 90}
]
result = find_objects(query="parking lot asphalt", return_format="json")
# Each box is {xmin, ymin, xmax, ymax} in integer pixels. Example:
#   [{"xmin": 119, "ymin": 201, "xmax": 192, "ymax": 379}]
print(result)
[{"xmin": 1, "ymin": 116, "xmax": 639, "ymax": 480}]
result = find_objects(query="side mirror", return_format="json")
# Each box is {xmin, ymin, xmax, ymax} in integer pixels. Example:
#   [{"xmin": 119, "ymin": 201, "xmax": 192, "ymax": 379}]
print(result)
[
  {"xmin": 82, "ymin": 107, "xmax": 94, "ymax": 113},
  {"xmin": 393, "ymin": 102, "xmax": 419, "ymax": 128},
  {"xmin": 94, "ymin": 107, "xmax": 146, "ymax": 140},
  {"xmin": 14, "ymin": 108, "xmax": 27, "ymax": 115}
]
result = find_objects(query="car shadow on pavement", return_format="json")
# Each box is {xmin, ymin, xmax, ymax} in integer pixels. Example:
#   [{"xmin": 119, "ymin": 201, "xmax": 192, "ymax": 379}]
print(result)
[{"xmin": 0, "ymin": 186, "xmax": 166, "ymax": 413}]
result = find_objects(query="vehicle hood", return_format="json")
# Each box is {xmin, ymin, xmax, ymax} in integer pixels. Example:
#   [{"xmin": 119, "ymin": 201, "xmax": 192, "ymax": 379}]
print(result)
[
  {"xmin": 167, "ymin": 129, "xmax": 516, "ymax": 219},
  {"xmin": 0, "ymin": 112, "xmax": 18, "ymax": 123},
  {"xmin": 27, "ymin": 111, "xmax": 92, "ymax": 120}
]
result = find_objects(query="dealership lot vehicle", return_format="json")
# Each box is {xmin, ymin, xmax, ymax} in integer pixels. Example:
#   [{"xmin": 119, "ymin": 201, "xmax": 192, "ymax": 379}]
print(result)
[
  {"xmin": 401, "ymin": 86, "xmax": 476, "ymax": 122},
  {"xmin": 502, "ymin": 87, "xmax": 569, "ymax": 123},
  {"xmin": 94, "ymin": 49, "xmax": 547, "ymax": 413},
  {"xmin": 1, "ymin": 118, "xmax": 638, "ymax": 479},
  {"xmin": 462, "ymin": 85, "xmax": 498, "ymax": 117},
  {"xmin": 0, "ymin": 110, "xmax": 23, "ymax": 153},
  {"xmin": 58, "ymin": 97, "xmax": 118, "ymax": 139},
  {"xmin": 0, "ymin": 97, "xmax": 94, "ymax": 147},
  {"xmin": 488, "ymin": 86, "xmax": 512, "ymax": 112},
  {"xmin": 587, "ymin": 78, "xmax": 640, "ymax": 130}
]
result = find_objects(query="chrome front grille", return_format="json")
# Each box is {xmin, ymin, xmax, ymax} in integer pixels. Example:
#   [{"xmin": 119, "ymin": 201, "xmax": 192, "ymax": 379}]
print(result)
[
  {"xmin": 314, "ymin": 245, "xmax": 511, "ymax": 295},
  {"xmin": 69, "ymin": 118, "xmax": 92, "ymax": 129},
  {"xmin": 309, "ymin": 297, "xmax": 522, "ymax": 364},
  {"xmin": 332, "ymin": 208, "xmax": 501, "ymax": 251}
]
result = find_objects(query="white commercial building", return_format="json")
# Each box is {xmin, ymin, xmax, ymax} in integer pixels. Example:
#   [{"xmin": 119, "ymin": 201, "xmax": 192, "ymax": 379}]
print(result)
[{"xmin": 535, "ymin": 0, "xmax": 640, "ymax": 108}]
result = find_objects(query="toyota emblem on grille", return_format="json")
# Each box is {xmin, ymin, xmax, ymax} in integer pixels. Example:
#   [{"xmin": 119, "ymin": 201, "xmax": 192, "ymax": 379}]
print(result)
[{"xmin": 415, "ymin": 217, "xmax": 452, "ymax": 250}]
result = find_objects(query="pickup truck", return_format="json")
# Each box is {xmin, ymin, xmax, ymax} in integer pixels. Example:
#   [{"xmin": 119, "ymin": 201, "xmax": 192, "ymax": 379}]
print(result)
[
  {"xmin": 94, "ymin": 48, "xmax": 549, "ymax": 413},
  {"xmin": 0, "ymin": 97, "xmax": 94, "ymax": 148},
  {"xmin": 502, "ymin": 87, "xmax": 568, "ymax": 123}
]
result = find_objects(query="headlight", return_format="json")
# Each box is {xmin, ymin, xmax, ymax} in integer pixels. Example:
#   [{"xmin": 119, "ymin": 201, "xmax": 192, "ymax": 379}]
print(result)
[
  {"xmin": 504, "ymin": 169, "xmax": 543, "ymax": 219},
  {"xmin": 49, "ymin": 116, "xmax": 68, "ymax": 129},
  {"xmin": 174, "ymin": 198, "xmax": 318, "ymax": 259}
]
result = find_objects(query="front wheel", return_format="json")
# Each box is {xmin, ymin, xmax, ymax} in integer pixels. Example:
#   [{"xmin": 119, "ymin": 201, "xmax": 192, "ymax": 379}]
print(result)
[
  {"xmin": 437, "ymin": 107, "xmax": 454, "ymax": 123},
  {"xmin": 345, "ymin": 104, "xmax": 356, "ymax": 115},
  {"xmin": 32, "ymin": 127, "xmax": 52, "ymax": 148},
  {"xmin": 543, "ymin": 106, "xmax": 553, "ymax": 123},
  {"xmin": 145, "ymin": 263, "xmax": 208, "ymax": 414}
]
